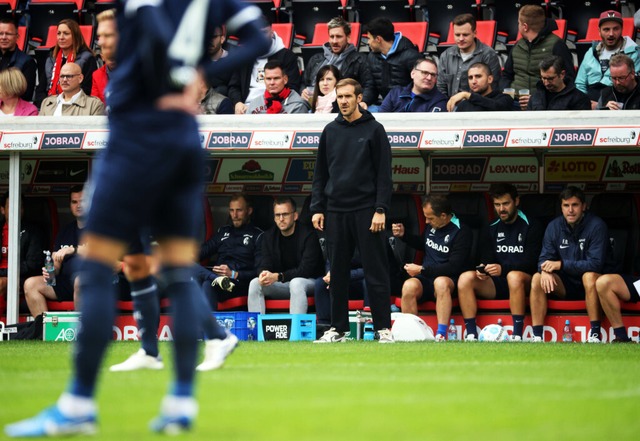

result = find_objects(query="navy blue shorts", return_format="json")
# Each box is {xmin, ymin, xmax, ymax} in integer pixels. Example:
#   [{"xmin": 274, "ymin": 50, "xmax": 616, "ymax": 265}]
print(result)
[
  {"xmin": 53, "ymin": 275, "xmax": 75, "ymax": 302},
  {"xmin": 415, "ymin": 274, "xmax": 458, "ymax": 302},
  {"xmin": 554, "ymin": 272, "xmax": 585, "ymax": 300},
  {"xmin": 85, "ymin": 110, "xmax": 204, "ymax": 245},
  {"xmin": 489, "ymin": 276, "xmax": 510, "ymax": 299},
  {"xmin": 621, "ymin": 274, "xmax": 640, "ymax": 302}
]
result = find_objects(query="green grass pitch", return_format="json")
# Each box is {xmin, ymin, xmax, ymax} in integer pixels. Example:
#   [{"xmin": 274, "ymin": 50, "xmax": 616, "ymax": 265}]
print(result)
[{"xmin": 1, "ymin": 340, "xmax": 639, "ymax": 440}]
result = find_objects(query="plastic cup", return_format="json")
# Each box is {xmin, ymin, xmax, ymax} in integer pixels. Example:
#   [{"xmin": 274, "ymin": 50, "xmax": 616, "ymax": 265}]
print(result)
[
  {"xmin": 518, "ymin": 88, "xmax": 530, "ymax": 97},
  {"xmin": 503, "ymin": 88, "xmax": 515, "ymax": 98},
  {"xmin": 615, "ymin": 101, "xmax": 624, "ymax": 110}
]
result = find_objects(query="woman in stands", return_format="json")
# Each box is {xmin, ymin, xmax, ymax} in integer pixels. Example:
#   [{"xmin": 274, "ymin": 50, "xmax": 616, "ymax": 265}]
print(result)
[
  {"xmin": 0, "ymin": 68, "xmax": 38, "ymax": 116},
  {"xmin": 38, "ymin": 19, "xmax": 97, "ymax": 103},
  {"xmin": 309, "ymin": 65, "xmax": 341, "ymax": 113}
]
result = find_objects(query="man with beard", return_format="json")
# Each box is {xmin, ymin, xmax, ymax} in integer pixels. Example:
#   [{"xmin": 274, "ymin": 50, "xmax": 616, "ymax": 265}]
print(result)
[
  {"xmin": 457, "ymin": 184, "xmax": 543, "ymax": 341},
  {"xmin": 446, "ymin": 62, "xmax": 514, "ymax": 111},
  {"xmin": 576, "ymin": 10, "xmax": 640, "ymax": 109},
  {"xmin": 596, "ymin": 53, "xmax": 640, "ymax": 110},
  {"xmin": 527, "ymin": 55, "xmax": 591, "ymax": 110},
  {"xmin": 301, "ymin": 16, "xmax": 374, "ymax": 107}
]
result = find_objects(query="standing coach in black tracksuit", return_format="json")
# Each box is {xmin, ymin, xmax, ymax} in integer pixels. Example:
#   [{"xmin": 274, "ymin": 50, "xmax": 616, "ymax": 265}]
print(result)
[{"xmin": 310, "ymin": 78, "xmax": 394, "ymax": 343}]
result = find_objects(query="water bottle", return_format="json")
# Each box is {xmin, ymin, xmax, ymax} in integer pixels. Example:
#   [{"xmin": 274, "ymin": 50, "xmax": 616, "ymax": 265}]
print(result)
[
  {"xmin": 44, "ymin": 251, "xmax": 56, "ymax": 287},
  {"xmin": 562, "ymin": 319, "xmax": 573, "ymax": 342},
  {"xmin": 447, "ymin": 318, "xmax": 457, "ymax": 341},
  {"xmin": 363, "ymin": 321, "xmax": 375, "ymax": 341},
  {"xmin": 355, "ymin": 310, "xmax": 362, "ymax": 340}
]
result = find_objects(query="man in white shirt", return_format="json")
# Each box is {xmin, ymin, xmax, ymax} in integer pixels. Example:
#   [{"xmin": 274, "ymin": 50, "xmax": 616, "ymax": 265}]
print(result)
[{"xmin": 39, "ymin": 62, "xmax": 105, "ymax": 116}]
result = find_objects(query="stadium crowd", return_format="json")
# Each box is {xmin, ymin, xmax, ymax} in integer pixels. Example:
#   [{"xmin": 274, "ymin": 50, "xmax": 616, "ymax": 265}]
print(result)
[
  {"xmin": 2, "ymin": 4, "xmax": 640, "ymax": 344},
  {"xmin": 1, "ymin": 5, "xmax": 640, "ymax": 115}
]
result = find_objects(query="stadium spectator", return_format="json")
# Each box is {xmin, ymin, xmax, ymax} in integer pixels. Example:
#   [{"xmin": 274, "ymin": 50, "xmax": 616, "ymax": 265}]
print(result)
[
  {"xmin": 0, "ymin": 18, "xmax": 36, "ymax": 101},
  {"xmin": 39, "ymin": 62, "xmax": 105, "ymax": 116},
  {"xmin": 208, "ymin": 26, "xmax": 232, "ymax": 97},
  {"xmin": 500, "ymin": 5, "xmax": 574, "ymax": 110},
  {"xmin": 246, "ymin": 60, "xmax": 309, "ymax": 114},
  {"xmin": 228, "ymin": 18, "xmax": 301, "ymax": 114},
  {"xmin": 309, "ymin": 64, "xmax": 341, "ymax": 113},
  {"xmin": 0, "ymin": 191, "xmax": 45, "ymax": 300},
  {"xmin": 0, "ymin": 68, "xmax": 38, "ymax": 115},
  {"xmin": 447, "ymin": 62, "xmax": 514, "ymax": 112},
  {"xmin": 575, "ymin": 10, "xmax": 640, "ymax": 109},
  {"xmin": 311, "ymin": 79, "xmax": 394, "ymax": 343},
  {"xmin": 392, "ymin": 195, "xmax": 472, "ymax": 342},
  {"xmin": 436, "ymin": 13, "xmax": 501, "ymax": 99},
  {"xmin": 457, "ymin": 184, "xmax": 543, "ymax": 341},
  {"xmin": 248, "ymin": 197, "xmax": 324, "ymax": 314},
  {"xmin": 91, "ymin": 9, "xmax": 117, "ymax": 105},
  {"xmin": 301, "ymin": 16, "xmax": 374, "ymax": 107},
  {"xmin": 36, "ymin": 19, "xmax": 97, "ymax": 105},
  {"xmin": 365, "ymin": 17, "xmax": 420, "ymax": 107},
  {"xmin": 379, "ymin": 58, "xmax": 447, "ymax": 112},
  {"xmin": 595, "ymin": 273, "xmax": 638, "ymax": 342},
  {"xmin": 23, "ymin": 185, "xmax": 84, "ymax": 317},
  {"xmin": 198, "ymin": 74, "xmax": 233, "ymax": 114},
  {"xmin": 195, "ymin": 194, "xmax": 263, "ymax": 310},
  {"xmin": 596, "ymin": 53, "xmax": 640, "ymax": 110},
  {"xmin": 530, "ymin": 186, "xmax": 618, "ymax": 343},
  {"xmin": 527, "ymin": 55, "xmax": 591, "ymax": 110}
]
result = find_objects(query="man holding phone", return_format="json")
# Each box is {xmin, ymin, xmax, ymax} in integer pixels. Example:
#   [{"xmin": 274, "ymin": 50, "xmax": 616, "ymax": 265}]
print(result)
[
  {"xmin": 457, "ymin": 184, "xmax": 543, "ymax": 341},
  {"xmin": 392, "ymin": 195, "xmax": 472, "ymax": 341}
]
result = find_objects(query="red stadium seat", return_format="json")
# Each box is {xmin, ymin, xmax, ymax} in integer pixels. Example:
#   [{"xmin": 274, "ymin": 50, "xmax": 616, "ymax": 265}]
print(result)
[
  {"xmin": 547, "ymin": 300, "xmax": 587, "ymax": 311},
  {"xmin": 17, "ymin": 25, "xmax": 27, "ymax": 51},
  {"xmin": 217, "ymin": 296, "xmax": 248, "ymax": 311},
  {"xmin": 438, "ymin": 19, "xmax": 497, "ymax": 49},
  {"xmin": 46, "ymin": 300, "xmax": 75, "ymax": 311},
  {"xmin": 477, "ymin": 299, "xmax": 512, "ymax": 311},
  {"xmin": 264, "ymin": 297, "xmax": 316, "ymax": 312},
  {"xmin": 303, "ymin": 21, "xmax": 360, "ymax": 48},
  {"xmin": 38, "ymin": 23, "xmax": 93, "ymax": 49},
  {"xmin": 271, "ymin": 22, "xmax": 294, "ymax": 49},
  {"xmin": 577, "ymin": 17, "xmax": 636, "ymax": 43},
  {"xmin": 393, "ymin": 21, "xmax": 428, "ymax": 53},
  {"xmin": 27, "ymin": 0, "xmax": 86, "ymax": 45}
]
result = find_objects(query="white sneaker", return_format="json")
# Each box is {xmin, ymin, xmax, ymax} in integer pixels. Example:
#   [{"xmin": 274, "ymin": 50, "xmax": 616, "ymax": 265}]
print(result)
[
  {"xmin": 196, "ymin": 332, "xmax": 239, "ymax": 371},
  {"xmin": 465, "ymin": 334, "xmax": 477, "ymax": 342},
  {"xmin": 110, "ymin": 349, "xmax": 164, "ymax": 372},
  {"xmin": 509, "ymin": 335, "xmax": 522, "ymax": 342},
  {"xmin": 377, "ymin": 328, "xmax": 394, "ymax": 343},
  {"xmin": 586, "ymin": 331, "xmax": 601, "ymax": 343},
  {"xmin": 313, "ymin": 327, "xmax": 349, "ymax": 343},
  {"xmin": 530, "ymin": 336, "xmax": 543, "ymax": 343},
  {"xmin": 434, "ymin": 334, "xmax": 446, "ymax": 342}
]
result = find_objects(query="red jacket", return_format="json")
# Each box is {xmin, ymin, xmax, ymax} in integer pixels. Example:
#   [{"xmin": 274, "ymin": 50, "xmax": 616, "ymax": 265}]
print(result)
[{"xmin": 91, "ymin": 65, "xmax": 109, "ymax": 104}]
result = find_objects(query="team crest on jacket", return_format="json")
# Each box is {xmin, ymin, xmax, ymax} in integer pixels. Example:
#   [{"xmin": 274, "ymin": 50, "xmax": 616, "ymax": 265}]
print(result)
[{"xmin": 444, "ymin": 234, "xmax": 450, "ymax": 243}]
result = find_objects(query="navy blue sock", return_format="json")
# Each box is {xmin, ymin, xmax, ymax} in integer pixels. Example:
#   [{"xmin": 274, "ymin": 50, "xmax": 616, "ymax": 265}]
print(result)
[
  {"xmin": 130, "ymin": 276, "xmax": 160, "ymax": 357},
  {"xmin": 533, "ymin": 325, "xmax": 544, "ymax": 338},
  {"xmin": 590, "ymin": 321, "xmax": 601, "ymax": 338},
  {"xmin": 159, "ymin": 266, "xmax": 199, "ymax": 397},
  {"xmin": 195, "ymin": 284, "xmax": 226, "ymax": 340},
  {"xmin": 436, "ymin": 323, "xmax": 448, "ymax": 336},
  {"xmin": 71, "ymin": 259, "xmax": 117, "ymax": 398},
  {"xmin": 613, "ymin": 327, "xmax": 630, "ymax": 341},
  {"xmin": 512, "ymin": 314, "xmax": 525, "ymax": 337},
  {"xmin": 464, "ymin": 318, "xmax": 477, "ymax": 336}
]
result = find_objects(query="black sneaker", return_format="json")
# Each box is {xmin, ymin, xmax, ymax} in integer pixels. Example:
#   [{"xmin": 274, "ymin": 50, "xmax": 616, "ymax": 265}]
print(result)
[{"xmin": 611, "ymin": 336, "xmax": 633, "ymax": 343}]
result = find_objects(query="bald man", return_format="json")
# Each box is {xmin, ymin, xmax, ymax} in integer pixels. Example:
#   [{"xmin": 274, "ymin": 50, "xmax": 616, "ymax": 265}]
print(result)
[{"xmin": 39, "ymin": 62, "xmax": 105, "ymax": 116}]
